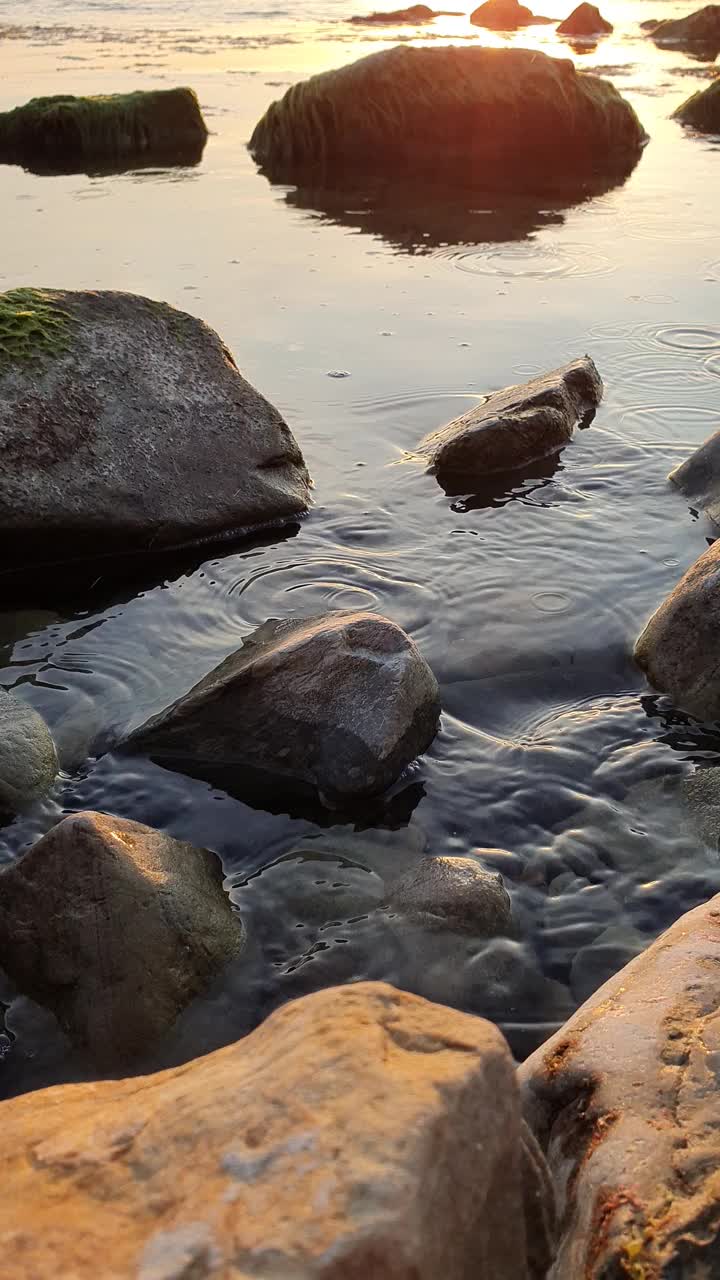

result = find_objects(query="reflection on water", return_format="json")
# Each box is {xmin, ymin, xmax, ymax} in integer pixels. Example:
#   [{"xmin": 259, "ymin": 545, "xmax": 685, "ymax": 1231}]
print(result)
[{"xmin": 1, "ymin": 0, "xmax": 720, "ymax": 1091}]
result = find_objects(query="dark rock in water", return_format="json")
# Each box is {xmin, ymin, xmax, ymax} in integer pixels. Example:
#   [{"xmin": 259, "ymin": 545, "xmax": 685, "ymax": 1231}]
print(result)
[
  {"xmin": 557, "ymin": 3, "xmax": 613, "ymax": 35},
  {"xmin": 0, "ymin": 811, "xmax": 243, "ymax": 1067},
  {"xmin": 0, "ymin": 690, "xmax": 58, "ymax": 815},
  {"xmin": 417, "ymin": 357, "xmax": 602, "ymax": 488},
  {"xmin": 634, "ymin": 539, "xmax": 720, "ymax": 721},
  {"xmin": 669, "ymin": 425, "xmax": 720, "ymax": 522},
  {"xmin": 385, "ymin": 856, "xmax": 512, "ymax": 935},
  {"xmin": 520, "ymin": 894, "xmax": 720, "ymax": 1279},
  {"xmin": 470, "ymin": 0, "xmax": 553, "ymax": 27},
  {"xmin": 0, "ymin": 289, "xmax": 310, "ymax": 574},
  {"xmin": 349, "ymin": 4, "xmax": 460, "ymax": 22},
  {"xmin": 122, "ymin": 611, "xmax": 441, "ymax": 807},
  {"xmin": 674, "ymin": 77, "xmax": 720, "ymax": 131},
  {"xmin": 646, "ymin": 4, "xmax": 720, "ymax": 56},
  {"xmin": 0, "ymin": 87, "xmax": 208, "ymax": 175},
  {"xmin": 249, "ymin": 47, "xmax": 647, "ymax": 186}
]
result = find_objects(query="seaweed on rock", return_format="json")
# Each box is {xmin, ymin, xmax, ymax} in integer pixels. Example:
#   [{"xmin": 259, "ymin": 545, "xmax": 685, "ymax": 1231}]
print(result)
[
  {"xmin": 0, "ymin": 288, "xmax": 76, "ymax": 369},
  {"xmin": 0, "ymin": 87, "xmax": 208, "ymax": 175}
]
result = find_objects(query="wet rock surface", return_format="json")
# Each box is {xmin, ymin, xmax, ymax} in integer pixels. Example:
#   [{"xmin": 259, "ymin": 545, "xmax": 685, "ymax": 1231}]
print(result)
[
  {"xmin": 385, "ymin": 855, "xmax": 513, "ymax": 935},
  {"xmin": 122, "ymin": 610, "xmax": 441, "ymax": 807},
  {"xmin": 557, "ymin": 3, "xmax": 612, "ymax": 35},
  {"xmin": 0, "ymin": 811, "xmax": 244, "ymax": 1067},
  {"xmin": 0, "ymin": 288, "xmax": 310, "ymax": 574},
  {"xmin": 0, "ymin": 87, "xmax": 208, "ymax": 175},
  {"xmin": 519, "ymin": 895, "xmax": 720, "ymax": 1279},
  {"xmin": 0, "ymin": 981, "xmax": 555, "ymax": 1280},
  {"xmin": 0, "ymin": 689, "xmax": 57, "ymax": 815},
  {"xmin": 669, "ymin": 425, "xmax": 720, "ymax": 522},
  {"xmin": 634, "ymin": 537, "xmax": 720, "ymax": 720},
  {"xmin": 417, "ymin": 357, "xmax": 603, "ymax": 488},
  {"xmin": 674, "ymin": 77, "xmax": 720, "ymax": 132},
  {"xmin": 249, "ymin": 46, "xmax": 646, "ymax": 185}
]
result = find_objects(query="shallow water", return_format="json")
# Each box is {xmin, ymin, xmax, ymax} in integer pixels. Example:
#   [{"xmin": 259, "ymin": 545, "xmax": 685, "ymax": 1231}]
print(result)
[{"xmin": 1, "ymin": 0, "xmax": 720, "ymax": 1090}]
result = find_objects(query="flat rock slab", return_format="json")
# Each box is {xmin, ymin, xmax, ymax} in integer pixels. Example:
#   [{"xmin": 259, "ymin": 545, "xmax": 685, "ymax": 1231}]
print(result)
[
  {"xmin": 0, "ymin": 811, "xmax": 244, "ymax": 1066},
  {"xmin": 634, "ymin": 537, "xmax": 720, "ymax": 720},
  {"xmin": 0, "ymin": 982, "xmax": 555, "ymax": 1279},
  {"xmin": 0, "ymin": 288, "xmax": 310, "ymax": 572},
  {"xmin": 417, "ymin": 357, "xmax": 602, "ymax": 487},
  {"xmin": 349, "ymin": 4, "xmax": 461, "ymax": 22},
  {"xmin": 249, "ymin": 46, "xmax": 646, "ymax": 185},
  {"xmin": 519, "ymin": 895, "xmax": 720, "ymax": 1278},
  {"xmin": 122, "ymin": 610, "xmax": 441, "ymax": 806},
  {"xmin": 0, "ymin": 689, "xmax": 57, "ymax": 815}
]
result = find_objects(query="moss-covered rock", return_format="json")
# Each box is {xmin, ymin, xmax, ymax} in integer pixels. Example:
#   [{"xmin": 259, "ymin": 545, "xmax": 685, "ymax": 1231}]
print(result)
[
  {"xmin": 0, "ymin": 288, "xmax": 75, "ymax": 369},
  {"xmin": 0, "ymin": 87, "xmax": 208, "ymax": 175},
  {"xmin": 249, "ymin": 46, "xmax": 646, "ymax": 186},
  {"xmin": 557, "ymin": 2, "xmax": 613, "ymax": 35},
  {"xmin": 470, "ymin": 0, "xmax": 553, "ymax": 28},
  {"xmin": 673, "ymin": 76, "xmax": 720, "ymax": 131}
]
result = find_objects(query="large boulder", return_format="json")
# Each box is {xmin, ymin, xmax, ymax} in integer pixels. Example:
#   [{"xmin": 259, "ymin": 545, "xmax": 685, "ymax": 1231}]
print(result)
[
  {"xmin": 0, "ymin": 690, "xmax": 57, "ymax": 815},
  {"xmin": 0, "ymin": 289, "xmax": 310, "ymax": 573},
  {"xmin": 122, "ymin": 611, "xmax": 440, "ymax": 807},
  {"xmin": 470, "ymin": 0, "xmax": 553, "ymax": 28},
  {"xmin": 674, "ymin": 77, "xmax": 720, "ymax": 132},
  {"xmin": 519, "ymin": 895, "xmax": 720, "ymax": 1278},
  {"xmin": 647, "ymin": 4, "xmax": 720, "ymax": 54},
  {"xmin": 417, "ymin": 357, "xmax": 602, "ymax": 491},
  {"xmin": 249, "ymin": 47, "xmax": 646, "ymax": 186},
  {"xmin": 0, "ymin": 87, "xmax": 207, "ymax": 175},
  {"xmin": 669, "ymin": 426, "xmax": 720, "ymax": 523},
  {"xmin": 0, "ymin": 811, "xmax": 244, "ymax": 1066},
  {"xmin": 557, "ymin": 3, "xmax": 613, "ymax": 35},
  {"xmin": 0, "ymin": 982, "xmax": 555, "ymax": 1280},
  {"xmin": 385, "ymin": 855, "xmax": 513, "ymax": 935},
  {"xmin": 634, "ymin": 538, "xmax": 720, "ymax": 720}
]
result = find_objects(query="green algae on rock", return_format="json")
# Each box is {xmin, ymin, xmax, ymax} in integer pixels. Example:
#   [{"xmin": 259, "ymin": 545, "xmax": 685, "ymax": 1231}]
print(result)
[
  {"xmin": 673, "ymin": 77, "xmax": 720, "ymax": 132},
  {"xmin": 0, "ymin": 87, "xmax": 208, "ymax": 174},
  {"xmin": 249, "ymin": 46, "xmax": 647, "ymax": 187},
  {"xmin": 0, "ymin": 288, "xmax": 75, "ymax": 369}
]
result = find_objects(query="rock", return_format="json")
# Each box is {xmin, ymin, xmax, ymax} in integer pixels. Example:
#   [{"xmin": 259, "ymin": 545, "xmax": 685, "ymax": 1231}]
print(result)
[
  {"xmin": 0, "ymin": 690, "xmax": 57, "ymax": 815},
  {"xmin": 634, "ymin": 538, "xmax": 720, "ymax": 720},
  {"xmin": 674, "ymin": 77, "xmax": 720, "ymax": 132},
  {"xmin": 519, "ymin": 895, "xmax": 720, "ymax": 1278},
  {"xmin": 0, "ymin": 87, "xmax": 208, "ymax": 175},
  {"xmin": 669, "ymin": 426, "xmax": 720, "ymax": 522},
  {"xmin": 0, "ymin": 289, "xmax": 310, "ymax": 573},
  {"xmin": 417, "ymin": 357, "xmax": 603, "ymax": 488},
  {"xmin": 647, "ymin": 4, "xmax": 720, "ymax": 55},
  {"xmin": 0, "ymin": 982, "xmax": 555, "ymax": 1279},
  {"xmin": 0, "ymin": 811, "xmax": 244, "ymax": 1066},
  {"xmin": 470, "ymin": 0, "xmax": 553, "ymax": 27},
  {"xmin": 557, "ymin": 3, "xmax": 613, "ymax": 35},
  {"xmin": 122, "ymin": 611, "xmax": 440, "ymax": 807},
  {"xmin": 349, "ymin": 4, "xmax": 461, "ymax": 22},
  {"xmin": 249, "ymin": 47, "xmax": 646, "ymax": 186},
  {"xmin": 385, "ymin": 856, "xmax": 513, "ymax": 935}
]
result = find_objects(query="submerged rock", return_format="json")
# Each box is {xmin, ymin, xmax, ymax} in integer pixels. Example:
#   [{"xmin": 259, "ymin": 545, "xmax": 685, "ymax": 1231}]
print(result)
[
  {"xmin": 0, "ymin": 982, "xmax": 554, "ymax": 1280},
  {"xmin": 249, "ymin": 47, "xmax": 646, "ymax": 185},
  {"xmin": 674, "ymin": 77, "xmax": 720, "ymax": 131},
  {"xmin": 0, "ymin": 87, "xmax": 207, "ymax": 175},
  {"xmin": 0, "ymin": 690, "xmax": 57, "ymax": 815},
  {"xmin": 669, "ymin": 426, "xmax": 720, "ymax": 522},
  {"xmin": 520, "ymin": 894, "xmax": 720, "ymax": 1278},
  {"xmin": 385, "ymin": 856, "xmax": 513, "ymax": 935},
  {"xmin": 349, "ymin": 4, "xmax": 460, "ymax": 22},
  {"xmin": 0, "ymin": 811, "xmax": 243, "ymax": 1066},
  {"xmin": 557, "ymin": 3, "xmax": 613, "ymax": 35},
  {"xmin": 0, "ymin": 289, "xmax": 310, "ymax": 573},
  {"xmin": 122, "ymin": 611, "xmax": 440, "ymax": 806},
  {"xmin": 417, "ymin": 357, "xmax": 602, "ymax": 488},
  {"xmin": 470, "ymin": 0, "xmax": 553, "ymax": 28},
  {"xmin": 646, "ymin": 3, "xmax": 720, "ymax": 55},
  {"xmin": 634, "ymin": 538, "xmax": 720, "ymax": 720}
]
